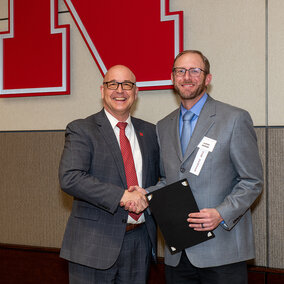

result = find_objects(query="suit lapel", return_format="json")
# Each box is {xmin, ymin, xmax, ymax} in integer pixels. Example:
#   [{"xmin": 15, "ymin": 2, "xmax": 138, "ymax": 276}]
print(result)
[
  {"xmin": 94, "ymin": 110, "xmax": 127, "ymax": 187},
  {"xmin": 183, "ymin": 96, "xmax": 216, "ymax": 161},
  {"xmin": 167, "ymin": 109, "xmax": 184, "ymax": 162},
  {"xmin": 132, "ymin": 118, "xmax": 147, "ymax": 188}
]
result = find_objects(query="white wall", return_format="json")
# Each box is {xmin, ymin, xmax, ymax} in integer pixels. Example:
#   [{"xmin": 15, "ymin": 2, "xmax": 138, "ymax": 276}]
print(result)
[{"xmin": 0, "ymin": 0, "xmax": 282, "ymax": 129}]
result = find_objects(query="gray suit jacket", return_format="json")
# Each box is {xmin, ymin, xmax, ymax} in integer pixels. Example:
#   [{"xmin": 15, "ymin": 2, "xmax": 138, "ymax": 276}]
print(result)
[
  {"xmin": 59, "ymin": 109, "xmax": 160, "ymax": 269},
  {"xmin": 148, "ymin": 95, "xmax": 263, "ymax": 268}
]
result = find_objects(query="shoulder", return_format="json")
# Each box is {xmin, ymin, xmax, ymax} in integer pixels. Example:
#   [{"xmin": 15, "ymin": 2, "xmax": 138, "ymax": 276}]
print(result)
[
  {"xmin": 204, "ymin": 98, "xmax": 256, "ymax": 140},
  {"xmin": 209, "ymin": 97, "xmax": 253, "ymax": 123},
  {"xmin": 157, "ymin": 108, "xmax": 179, "ymax": 127},
  {"xmin": 65, "ymin": 111, "xmax": 106, "ymax": 139},
  {"xmin": 66, "ymin": 111, "xmax": 104, "ymax": 130},
  {"xmin": 215, "ymin": 99, "xmax": 249, "ymax": 115}
]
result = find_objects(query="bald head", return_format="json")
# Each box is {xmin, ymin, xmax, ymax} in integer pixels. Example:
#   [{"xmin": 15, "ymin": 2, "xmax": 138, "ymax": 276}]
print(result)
[{"xmin": 103, "ymin": 65, "xmax": 136, "ymax": 84}]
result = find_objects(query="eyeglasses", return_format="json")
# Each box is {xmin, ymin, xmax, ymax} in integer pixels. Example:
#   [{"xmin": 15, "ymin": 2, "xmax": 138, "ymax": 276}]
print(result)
[
  {"xmin": 172, "ymin": 67, "xmax": 206, "ymax": 77},
  {"xmin": 103, "ymin": 81, "xmax": 136, "ymax": 90}
]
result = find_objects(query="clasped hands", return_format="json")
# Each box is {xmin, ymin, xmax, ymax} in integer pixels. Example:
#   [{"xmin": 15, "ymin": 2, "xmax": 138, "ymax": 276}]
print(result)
[{"xmin": 120, "ymin": 186, "xmax": 148, "ymax": 214}]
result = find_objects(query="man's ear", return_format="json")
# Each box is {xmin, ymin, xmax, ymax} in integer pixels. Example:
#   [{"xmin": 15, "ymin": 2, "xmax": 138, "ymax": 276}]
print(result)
[
  {"xmin": 171, "ymin": 72, "xmax": 174, "ymax": 84},
  {"xmin": 134, "ymin": 86, "xmax": 139, "ymax": 100},
  {"xmin": 205, "ymin": 73, "xmax": 212, "ymax": 86}
]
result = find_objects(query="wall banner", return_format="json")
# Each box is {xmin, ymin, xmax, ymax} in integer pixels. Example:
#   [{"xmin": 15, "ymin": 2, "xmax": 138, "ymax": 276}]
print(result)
[{"xmin": 0, "ymin": 0, "xmax": 183, "ymax": 97}]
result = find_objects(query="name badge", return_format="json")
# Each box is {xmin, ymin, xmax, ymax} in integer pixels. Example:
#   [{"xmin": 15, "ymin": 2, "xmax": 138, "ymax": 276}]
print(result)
[
  {"xmin": 190, "ymin": 137, "xmax": 217, "ymax": 176},
  {"xmin": 198, "ymin": 136, "xmax": 217, "ymax": 152}
]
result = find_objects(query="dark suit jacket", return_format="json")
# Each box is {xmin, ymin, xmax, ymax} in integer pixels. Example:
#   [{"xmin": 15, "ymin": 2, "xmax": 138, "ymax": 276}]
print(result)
[
  {"xmin": 59, "ymin": 109, "xmax": 160, "ymax": 269},
  {"xmin": 148, "ymin": 96, "xmax": 263, "ymax": 268}
]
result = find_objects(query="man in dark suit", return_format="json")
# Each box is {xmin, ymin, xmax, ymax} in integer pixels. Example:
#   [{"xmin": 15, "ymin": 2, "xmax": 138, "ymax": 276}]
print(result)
[
  {"xmin": 59, "ymin": 65, "xmax": 160, "ymax": 284},
  {"xmin": 145, "ymin": 50, "xmax": 263, "ymax": 284}
]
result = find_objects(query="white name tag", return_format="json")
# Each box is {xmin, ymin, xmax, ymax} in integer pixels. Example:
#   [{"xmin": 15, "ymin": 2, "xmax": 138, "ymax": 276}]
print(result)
[
  {"xmin": 198, "ymin": 136, "xmax": 217, "ymax": 152},
  {"xmin": 190, "ymin": 137, "xmax": 217, "ymax": 176}
]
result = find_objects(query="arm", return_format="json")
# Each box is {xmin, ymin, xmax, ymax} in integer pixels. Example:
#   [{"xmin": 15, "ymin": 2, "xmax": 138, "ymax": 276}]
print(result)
[
  {"xmin": 216, "ymin": 111, "xmax": 263, "ymax": 228},
  {"xmin": 188, "ymin": 110, "xmax": 263, "ymax": 231},
  {"xmin": 59, "ymin": 121, "xmax": 146, "ymax": 214}
]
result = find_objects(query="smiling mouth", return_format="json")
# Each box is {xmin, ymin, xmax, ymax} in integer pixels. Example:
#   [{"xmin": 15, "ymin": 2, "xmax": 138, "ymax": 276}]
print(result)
[
  {"xmin": 113, "ymin": 97, "xmax": 127, "ymax": 101},
  {"xmin": 182, "ymin": 83, "xmax": 195, "ymax": 87}
]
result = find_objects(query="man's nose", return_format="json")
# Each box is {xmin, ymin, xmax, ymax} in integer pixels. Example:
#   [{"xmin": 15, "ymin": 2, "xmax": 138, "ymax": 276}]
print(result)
[
  {"xmin": 117, "ymin": 83, "xmax": 124, "ymax": 92},
  {"xmin": 184, "ymin": 70, "xmax": 192, "ymax": 80}
]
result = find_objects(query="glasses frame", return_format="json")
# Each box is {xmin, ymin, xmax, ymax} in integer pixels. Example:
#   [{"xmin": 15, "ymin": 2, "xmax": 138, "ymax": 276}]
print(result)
[
  {"xmin": 172, "ymin": 67, "xmax": 206, "ymax": 77},
  {"xmin": 103, "ymin": 81, "xmax": 136, "ymax": 90}
]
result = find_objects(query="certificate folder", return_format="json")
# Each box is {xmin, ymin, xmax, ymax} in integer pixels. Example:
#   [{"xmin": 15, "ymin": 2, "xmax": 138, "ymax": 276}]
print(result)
[{"xmin": 147, "ymin": 179, "xmax": 215, "ymax": 254}]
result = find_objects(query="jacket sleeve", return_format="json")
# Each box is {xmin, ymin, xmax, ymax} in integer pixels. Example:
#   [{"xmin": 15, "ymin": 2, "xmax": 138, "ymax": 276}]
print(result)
[
  {"xmin": 59, "ymin": 121, "xmax": 124, "ymax": 214},
  {"xmin": 216, "ymin": 110, "xmax": 263, "ymax": 229}
]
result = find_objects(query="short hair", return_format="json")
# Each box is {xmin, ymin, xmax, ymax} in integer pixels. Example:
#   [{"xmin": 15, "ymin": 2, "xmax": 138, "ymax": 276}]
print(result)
[{"xmin": 172, "ymin": 50, "xmax": 210, "ymax": 74}]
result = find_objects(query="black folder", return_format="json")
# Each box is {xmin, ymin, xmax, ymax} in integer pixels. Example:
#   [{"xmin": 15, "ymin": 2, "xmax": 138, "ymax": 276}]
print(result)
[{"xmin": 147, "ymin": 179, "xmax": 215, "ymax": 254}]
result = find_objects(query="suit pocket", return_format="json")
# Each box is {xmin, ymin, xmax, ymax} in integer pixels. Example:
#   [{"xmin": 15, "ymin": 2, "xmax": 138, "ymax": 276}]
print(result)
[{"xmin": 71, "ymin": 201, "xmax": 100, "ymax": 221}]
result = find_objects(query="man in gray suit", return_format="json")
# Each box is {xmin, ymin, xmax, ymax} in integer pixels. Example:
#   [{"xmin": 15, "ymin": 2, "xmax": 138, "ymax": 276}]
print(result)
[
  {"xmin": 59, "ymin": 65, "xmax": 160, "ymax": 283},
  {"xmin": 146, "ymin": 50, "xmax": 263, "ymax": 283}
]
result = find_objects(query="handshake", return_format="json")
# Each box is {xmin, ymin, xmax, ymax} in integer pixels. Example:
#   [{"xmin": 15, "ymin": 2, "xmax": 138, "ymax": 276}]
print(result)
[{"xmin": 120, "ymin": 186, "xmax": 148, "ymax": 214}]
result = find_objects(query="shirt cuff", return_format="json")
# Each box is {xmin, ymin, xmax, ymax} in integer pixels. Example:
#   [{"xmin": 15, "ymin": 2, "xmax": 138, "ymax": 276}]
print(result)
[{"xmin": 220, "ymin": 220, "xmax": 229, "ymax": 230}]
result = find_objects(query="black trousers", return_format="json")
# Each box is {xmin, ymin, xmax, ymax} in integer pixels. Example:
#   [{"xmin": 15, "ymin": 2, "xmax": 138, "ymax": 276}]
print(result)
[{"xmin": 165, "ymin": 250, "xmax": 248, "ymax": 284}]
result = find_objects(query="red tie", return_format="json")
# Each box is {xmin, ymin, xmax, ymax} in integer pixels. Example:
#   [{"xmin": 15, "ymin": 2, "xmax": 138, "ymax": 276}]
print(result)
[{"xmin": 117, "ymin": 122, "xmax": 142, "ymax": 221}]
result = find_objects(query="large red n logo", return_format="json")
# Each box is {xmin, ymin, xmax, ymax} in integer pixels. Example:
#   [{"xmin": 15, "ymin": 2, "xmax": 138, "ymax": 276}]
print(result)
[{"xmin": 0, "ymin": 0, "xmax": 183, "ymax": 97}]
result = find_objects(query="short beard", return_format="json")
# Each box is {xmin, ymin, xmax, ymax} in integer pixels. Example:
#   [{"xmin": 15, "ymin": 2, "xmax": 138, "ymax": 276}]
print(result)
[{"xmin": 174, "ymin": 78, "xmax": 207, "ymax": 101}]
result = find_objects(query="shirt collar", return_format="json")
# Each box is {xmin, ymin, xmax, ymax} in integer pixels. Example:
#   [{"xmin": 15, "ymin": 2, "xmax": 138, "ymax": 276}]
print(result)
[
  {"xmin": 180, "ymin": 93, "xmax": 208, "ymax": 117},
  {"xmin": 104, "ymin": 109, "xmax": 131, "ymax": 130}
]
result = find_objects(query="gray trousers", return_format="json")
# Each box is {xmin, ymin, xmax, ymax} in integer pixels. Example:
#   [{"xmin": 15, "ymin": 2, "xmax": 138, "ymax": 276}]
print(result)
[{"xmin": 69, "ymin": 224, "xmax": 151, "ymax": 284}]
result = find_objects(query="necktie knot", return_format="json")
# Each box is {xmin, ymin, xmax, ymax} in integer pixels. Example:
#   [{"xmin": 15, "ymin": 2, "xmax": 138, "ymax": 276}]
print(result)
[
  {"xmin": 183, "ymin": 111, "xmax": 194, "ymax": 122},
  {"xmin": 117, "ymin": 122, "xmax": 128, "ymax": 130}
]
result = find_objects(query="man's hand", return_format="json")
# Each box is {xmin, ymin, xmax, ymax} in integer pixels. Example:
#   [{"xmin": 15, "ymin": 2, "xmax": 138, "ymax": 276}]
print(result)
[
  {"xmin": 128, "ymin": 185, "xmax": 147, "ymax": 195},
  {"xmin": 187, "ymin": 208, "xmax": 223, "ymax": 231},
  {"xmin": 123, "ymin": 186, "xmax": 148, "ymax": 212},
  {"xmin": 120, "ymin": 189, "xmax": 148, "ymax": 213}
]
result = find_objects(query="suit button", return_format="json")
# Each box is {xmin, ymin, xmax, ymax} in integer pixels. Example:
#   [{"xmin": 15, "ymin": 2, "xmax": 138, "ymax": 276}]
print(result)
[
  {"xmin": 180, "ymin": 168, "xmax": 185, "ymax": 173},
  {"xmin": 122, "ymin": 219, "xmax": 127, "ymax": 223}
]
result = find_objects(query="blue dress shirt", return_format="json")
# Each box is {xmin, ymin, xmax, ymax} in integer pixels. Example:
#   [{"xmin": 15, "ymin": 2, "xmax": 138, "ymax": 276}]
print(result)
[{"xmin": 179, "ymin": 93, "xmax": 208, "ymax": 137}]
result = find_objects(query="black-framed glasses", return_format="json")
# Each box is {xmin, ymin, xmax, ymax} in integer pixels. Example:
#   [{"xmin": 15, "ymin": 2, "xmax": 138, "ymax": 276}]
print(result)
[
  {"xmin": 103, "ymin": 81, "xmax": 136, "ymax": 90},
  {"xmin": 173, "ymin": 67, "xmax": 206, "ymax": 77}
]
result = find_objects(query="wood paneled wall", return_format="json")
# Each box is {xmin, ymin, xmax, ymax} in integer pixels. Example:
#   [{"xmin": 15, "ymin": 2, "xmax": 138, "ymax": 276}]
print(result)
[{"xmin": 0, "ymin": 128, "xmax": 283, "ymax": 269}]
